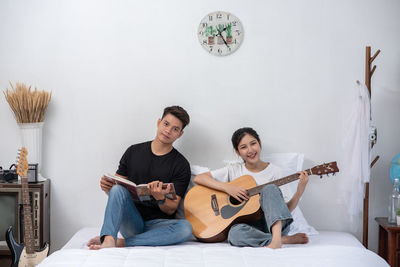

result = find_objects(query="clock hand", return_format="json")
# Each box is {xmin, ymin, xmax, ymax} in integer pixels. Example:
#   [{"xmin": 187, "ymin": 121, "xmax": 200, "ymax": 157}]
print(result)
[
  {"xmin": 217, "ymin": 28, "xmax": 227, "ymax": 35},
  {"xmin": 216, "ymin": 28, "xmax": 230, "ymax": 48}
]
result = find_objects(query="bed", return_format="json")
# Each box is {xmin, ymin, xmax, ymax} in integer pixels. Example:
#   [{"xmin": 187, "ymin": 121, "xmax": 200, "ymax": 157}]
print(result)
[
  {"xmin": 38, "ymin": 227, "xmax": 387, "ymax": 267},
  {"xmin": 38, "ymin": 154, "xmax": 388, "ymax": 267}
]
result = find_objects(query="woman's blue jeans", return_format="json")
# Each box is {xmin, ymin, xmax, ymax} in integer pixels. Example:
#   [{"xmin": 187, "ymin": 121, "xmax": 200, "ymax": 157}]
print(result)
[
  {"xmin": 228, "ymin": 184, "xmax": 293, "ymax": 247},
  {"xmin": 100, "ymin": 185, "xmax": 193, "ymax": 246}
]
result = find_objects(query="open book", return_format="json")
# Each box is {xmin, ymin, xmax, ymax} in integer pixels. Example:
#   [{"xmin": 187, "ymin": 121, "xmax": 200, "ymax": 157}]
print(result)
[{"xmin": 104, "ymin": 173, "xmax": 177, "ymax": 202}]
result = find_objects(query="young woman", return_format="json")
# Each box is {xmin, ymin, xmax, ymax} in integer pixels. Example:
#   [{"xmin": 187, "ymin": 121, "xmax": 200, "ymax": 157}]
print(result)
[{"xmin": 194, "ymin": 127, "xmax": 309, "ymax": 249}]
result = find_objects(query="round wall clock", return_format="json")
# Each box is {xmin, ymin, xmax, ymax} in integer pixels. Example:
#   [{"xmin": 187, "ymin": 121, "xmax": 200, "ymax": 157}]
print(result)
[{"xmin": 197, "ymin": 11, "xmax": 244, "ymax": 56}]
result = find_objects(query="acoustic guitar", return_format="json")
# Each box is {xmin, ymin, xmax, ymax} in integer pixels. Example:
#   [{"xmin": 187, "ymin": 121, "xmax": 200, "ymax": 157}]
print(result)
[
  {"xmin": 184, "ymin": 161, "xmax": 339, "ymax": 243},
  {"xmin": 6, "ymin": 147, "xmax": 49, "ymax": 267}
]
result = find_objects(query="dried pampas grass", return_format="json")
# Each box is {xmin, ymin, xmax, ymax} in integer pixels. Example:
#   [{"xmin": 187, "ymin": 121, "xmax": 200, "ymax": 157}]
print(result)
[{"xmin": 4, "ymin": 82, "xmax": 52, "ymax": 123}]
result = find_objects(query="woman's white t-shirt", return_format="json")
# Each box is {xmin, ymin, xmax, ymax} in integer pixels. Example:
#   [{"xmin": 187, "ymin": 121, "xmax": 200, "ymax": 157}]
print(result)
[{"xmin": 210, "ymin": 162, "xmax": 293, "ymax": 202}]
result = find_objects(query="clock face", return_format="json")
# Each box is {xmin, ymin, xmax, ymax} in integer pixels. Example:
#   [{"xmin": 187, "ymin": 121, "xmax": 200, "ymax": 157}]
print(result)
[{"xmin": 198, "ymin": 11, "xmax": 243, "ymax": 56}]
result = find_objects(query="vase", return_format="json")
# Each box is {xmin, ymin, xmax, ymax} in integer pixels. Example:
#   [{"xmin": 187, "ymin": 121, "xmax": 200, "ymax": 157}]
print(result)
[{"xmin": 18, "ymin": 122, "xmax": 44, "ymax": 173}]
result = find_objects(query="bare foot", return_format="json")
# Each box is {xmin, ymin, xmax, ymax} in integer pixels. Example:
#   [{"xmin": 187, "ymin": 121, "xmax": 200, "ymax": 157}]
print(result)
[
  {"xmin": 87, "ymin": 235, "xmax": 125, "ymax": 248},
  {"xmin": 282, "ymin": 233, "xmax": 309, "ymax": 244},
  {"xmin": 89, "ymin": 235, "xmax": 115, "ymax": 250},
  {"xmin": 87, "ymin": 236, "xmax": 101, "ymax": 247},
  {"xmin": 266, "ymin": 220, "xmax": 283, "ymax": 249},
  {"xmin": 266, "ymin": 239, "xmax": 282, "ymax": 249}
]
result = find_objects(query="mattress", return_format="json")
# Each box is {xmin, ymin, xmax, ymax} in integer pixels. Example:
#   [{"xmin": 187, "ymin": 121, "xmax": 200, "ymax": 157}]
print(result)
[{"xmin": 38, "ymin": 227, "xmax": 388, "ymax": 267}]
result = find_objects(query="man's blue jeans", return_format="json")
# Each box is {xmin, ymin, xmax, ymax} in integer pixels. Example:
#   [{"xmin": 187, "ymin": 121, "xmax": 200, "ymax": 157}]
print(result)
[
  {"xmin": 228, "ymin": 184, "xmax": 293, "ymax": 247},
  {"xmin": 100, "ymin": 185, "xmax": 193, "ymax": 246}
]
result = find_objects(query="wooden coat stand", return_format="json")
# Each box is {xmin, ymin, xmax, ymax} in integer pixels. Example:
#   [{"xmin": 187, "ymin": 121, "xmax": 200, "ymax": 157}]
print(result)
[{"xmin": 363, "ymin": 46, "xmax": 381, "ymax": 248}]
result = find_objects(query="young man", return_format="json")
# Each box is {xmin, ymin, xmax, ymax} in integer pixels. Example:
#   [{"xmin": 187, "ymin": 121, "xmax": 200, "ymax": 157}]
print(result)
[{"xmin": 88, "ymin": 106, "xmax": 192, "ymax": 249}]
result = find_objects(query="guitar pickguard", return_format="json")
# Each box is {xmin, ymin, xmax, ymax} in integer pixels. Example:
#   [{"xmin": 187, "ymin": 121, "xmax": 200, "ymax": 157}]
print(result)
[
  {"xmin": 220, "ymin": 201, "xmax": 248, "ymax": 219},
  {"xmin": 18, "ymin": 246, "xmax": 49, "ymax": 267}
]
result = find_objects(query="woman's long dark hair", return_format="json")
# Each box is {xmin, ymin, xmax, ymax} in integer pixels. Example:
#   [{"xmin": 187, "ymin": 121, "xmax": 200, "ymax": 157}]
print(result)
[{"xmin": 231, "ymin": 127, "xmax": 261, "ymax": 151}]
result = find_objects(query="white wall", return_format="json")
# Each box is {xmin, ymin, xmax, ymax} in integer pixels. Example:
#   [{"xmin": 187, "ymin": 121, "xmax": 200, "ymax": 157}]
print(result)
[{"xmin": 0, "ymin": 0, "xmax": 399, "ymax": 253}]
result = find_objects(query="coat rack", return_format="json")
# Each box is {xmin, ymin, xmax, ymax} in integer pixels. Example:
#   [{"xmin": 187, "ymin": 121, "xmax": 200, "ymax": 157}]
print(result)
[{"xmin": 363, "ymin": 46, "xmax": 381, "ymax": 248}]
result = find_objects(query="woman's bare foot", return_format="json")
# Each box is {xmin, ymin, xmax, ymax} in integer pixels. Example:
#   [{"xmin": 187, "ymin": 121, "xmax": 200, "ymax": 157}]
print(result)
[
  {"xmin": 266, "ymin": 238, "xmax": 282, "ymax": 249},
  {"xmin": 87, "ymin": 235, "xmax": 125, "ymax": 249},
  {"xmin": 282, "ymin": 233, "xmax": 309, "ymax": 244},
  {"xmin": 266, "ymin": 220, "xmax": 282, "ymax": 249}
]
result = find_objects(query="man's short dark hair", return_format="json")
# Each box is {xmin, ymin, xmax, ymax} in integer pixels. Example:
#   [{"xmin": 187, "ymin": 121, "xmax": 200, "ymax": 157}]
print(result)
[{"xmin": 162, "ymin": 106, "xmax": 190, "ymax": 130}]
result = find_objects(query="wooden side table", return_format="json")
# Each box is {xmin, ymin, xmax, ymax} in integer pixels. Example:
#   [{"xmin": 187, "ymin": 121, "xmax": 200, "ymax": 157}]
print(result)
[
  {"xmin": 0, "ymin": 180, "xmax": 50, "ymax": 264},
  {"xmin": 376, "ymin": 217, "xmax": 400, "ymax": 267}
]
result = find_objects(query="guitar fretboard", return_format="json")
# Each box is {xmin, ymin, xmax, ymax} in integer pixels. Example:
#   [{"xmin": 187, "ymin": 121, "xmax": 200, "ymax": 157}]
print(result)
[
  {"xmin": 21, "ymin": 176, "xmax": 35, "ymax": 254},
  {"xmin": 247, "ymin": 169, "xmax": 311, "ymax": 196}
]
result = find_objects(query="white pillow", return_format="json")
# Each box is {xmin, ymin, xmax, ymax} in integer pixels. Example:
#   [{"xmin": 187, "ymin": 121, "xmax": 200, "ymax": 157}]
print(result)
[
  {"xmin": 288, "ymin": 207, "xmax": 319, "ymax": 236},
  {"xmin": 224, "ymin": 153, "xmax": 318, "ymax": 236},
  {"xmin": 175, "ymin": 165, "xmax": 209, "ymax": 220}
]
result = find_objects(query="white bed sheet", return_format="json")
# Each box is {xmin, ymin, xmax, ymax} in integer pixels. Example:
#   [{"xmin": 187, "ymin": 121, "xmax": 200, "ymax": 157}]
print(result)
[{"xmin": 38, "ymin": 227, "xmax": 388, "ymax": 267}]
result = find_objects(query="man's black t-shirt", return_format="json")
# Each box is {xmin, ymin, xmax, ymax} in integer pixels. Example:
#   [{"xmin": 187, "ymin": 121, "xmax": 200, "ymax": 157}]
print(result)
[{"xmin": 116, "ymin": 141, "xmax": 191, "ymax": 220}]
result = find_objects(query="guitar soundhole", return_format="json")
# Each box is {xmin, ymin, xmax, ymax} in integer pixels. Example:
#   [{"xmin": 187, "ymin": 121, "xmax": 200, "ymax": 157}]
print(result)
[{"xmin": 229, "ymin": 196, "xmax": 242, "ymax": 206}]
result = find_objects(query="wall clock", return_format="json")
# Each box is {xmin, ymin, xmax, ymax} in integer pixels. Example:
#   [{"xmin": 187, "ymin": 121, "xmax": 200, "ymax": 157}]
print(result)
[{"xmin": 197, "ymin": 11, "xmax": 244, "ymax": 56}]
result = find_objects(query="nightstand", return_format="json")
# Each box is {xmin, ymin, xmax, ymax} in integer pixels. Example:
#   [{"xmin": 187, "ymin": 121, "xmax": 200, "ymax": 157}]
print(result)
[
  {"xmin": 376, "ymin": 217, "xmax": 400, "ymax": 267},
  {"xmin": 0, "ymin": 180, "xmax": 50, "ymax": 265}
]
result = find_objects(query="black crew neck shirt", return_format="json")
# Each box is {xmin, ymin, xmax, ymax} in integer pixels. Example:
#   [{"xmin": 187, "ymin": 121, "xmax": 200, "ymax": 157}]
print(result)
[{"xmin": 116, "ymin": 141, "xmax": 190, "ymax": 220}]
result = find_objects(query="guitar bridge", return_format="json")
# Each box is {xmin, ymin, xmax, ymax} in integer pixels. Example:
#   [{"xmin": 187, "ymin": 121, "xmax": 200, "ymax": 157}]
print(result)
[{"xmin": 211, "ymin": 194, "xmax": 220, "ymax": 216}]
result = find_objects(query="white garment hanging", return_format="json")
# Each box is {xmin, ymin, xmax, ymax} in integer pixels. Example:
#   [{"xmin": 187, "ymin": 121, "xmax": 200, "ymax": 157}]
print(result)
[{"xmin": 339, "ymin": 81, "xmax": 371, "ymax": 230}]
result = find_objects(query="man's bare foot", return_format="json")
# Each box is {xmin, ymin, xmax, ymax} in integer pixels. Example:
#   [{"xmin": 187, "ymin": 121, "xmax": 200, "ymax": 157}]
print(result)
[
  {"xmin": 87, "ymin": 235, "xmax": 125, "ymax": 248},
  {"xmin": 89, "ymin": 235, "xmax": 115, "ymax": 250},
  {"xmin": 87, "ymin": 236, "xmax": 101, "ymax": 246},
  {"xmin": 282, "ymin": 233, "xmax": 309, "ymax": 244}
]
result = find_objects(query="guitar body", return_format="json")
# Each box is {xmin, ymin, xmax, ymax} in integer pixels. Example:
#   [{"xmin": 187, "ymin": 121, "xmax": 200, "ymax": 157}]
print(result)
[
  {"xmin": 184, "ymin": 175, "xmax": 263, "ymax": 242},
  {"xmin": 6, "ymin": 227, "xmax": 24, "ymax": 267},
  {"xmin": 6, "ymin": 226, "xmax": 49, "ymax": 267}
]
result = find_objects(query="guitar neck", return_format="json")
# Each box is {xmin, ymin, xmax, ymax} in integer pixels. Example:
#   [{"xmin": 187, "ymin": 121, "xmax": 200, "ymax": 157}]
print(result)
[
  {"xmin": 247, "ymin": 169, "xmax": 311, "ymax": 197},
  {"xmin": 21, "ymin": 176, "xmax": 35, "ymax": 254}
]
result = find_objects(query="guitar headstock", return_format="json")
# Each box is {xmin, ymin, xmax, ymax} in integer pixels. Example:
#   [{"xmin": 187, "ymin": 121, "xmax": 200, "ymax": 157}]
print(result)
[
  {"xmin": 16, "ymin": 147, "xmax": 29, "ymax": 177},
  {"xmin": 310, "ymin": 161, "xmax": 339, "ymax": 178}
]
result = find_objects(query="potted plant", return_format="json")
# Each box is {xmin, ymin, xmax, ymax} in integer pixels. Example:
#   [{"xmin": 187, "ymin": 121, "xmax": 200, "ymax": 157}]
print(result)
[
  {"xmin": 4, "ymin": 82, "xmax": 51, "ymax": 174},
  {"xmin": 205, "ymin": 26, "xmax": 216, "ymax": 45},
  {"xmin": 226, "ymin": 23, "xmax": 233, "ymax": 44},
  {"xmin": 216, "ymin": 24, "xmax": 225, "ymax": 45}
]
